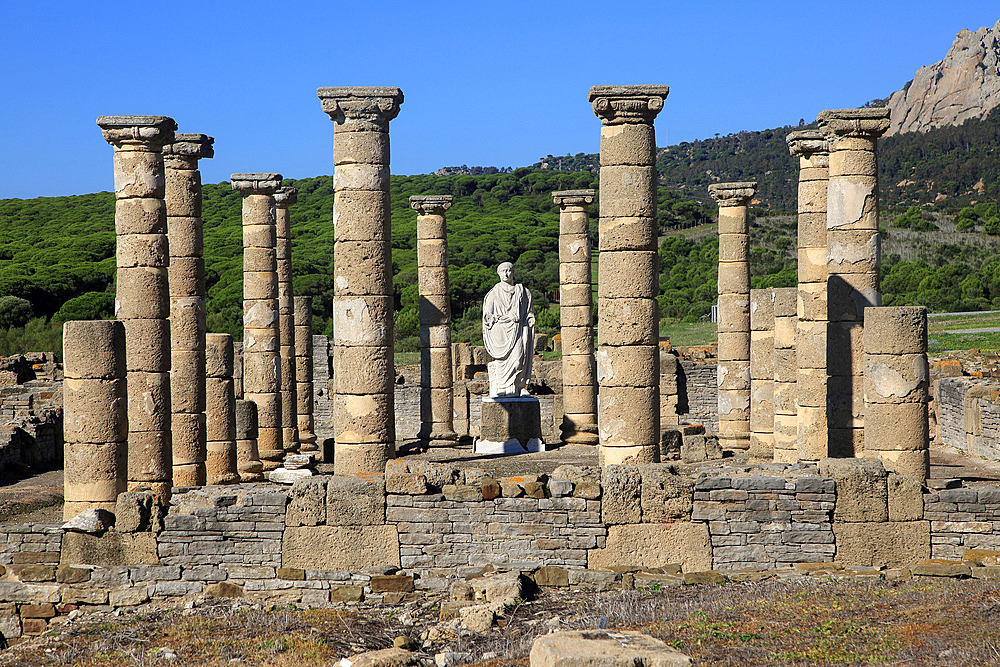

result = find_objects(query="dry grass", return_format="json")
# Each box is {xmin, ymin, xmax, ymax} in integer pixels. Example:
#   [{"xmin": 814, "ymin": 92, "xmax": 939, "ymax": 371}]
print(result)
[{"xmin": 7, "ymin": 577, "xmax": 1000, "ymax": 666}]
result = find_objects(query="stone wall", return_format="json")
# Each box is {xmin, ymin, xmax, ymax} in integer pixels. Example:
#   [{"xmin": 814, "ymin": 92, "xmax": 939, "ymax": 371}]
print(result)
[
  {"xmin": 937, "ymin": 376, "xmax": 1000, "ymax": 461},
  {"xmin": 678, "ymin": 361, "xmax": 718, "ymax": 432},
  {"xmin": 0, "ymin": 354, "xmax": 63, "ymax": 469},
  {"xmin": 926, "ymin": 485, "xmax": 1000, "ymax": 559}
]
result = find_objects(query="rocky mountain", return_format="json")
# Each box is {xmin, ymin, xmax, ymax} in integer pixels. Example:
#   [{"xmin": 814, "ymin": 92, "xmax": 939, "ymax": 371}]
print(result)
[{"xmin": 887, "ymin": 20, "xmax": 1000, "ymax": 136}]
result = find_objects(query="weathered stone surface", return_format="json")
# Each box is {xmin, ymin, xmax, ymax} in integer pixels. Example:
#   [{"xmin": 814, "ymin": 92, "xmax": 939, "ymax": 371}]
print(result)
[
  {"xmin": 60, "ymin": 532, "xmax": 159, "ymax": 567},
  {"xmin": 589, "ymin": 523, "xmax": 711, "ymax": 573},
  {"xmin": 601, "ymin": 465, "xmax": 641, "ymax": 524},
  {"xmin": 282, "ymin": 525, "xmax": 400, "ymax": 570},
  {"xmin": 819, "ymin": 458, "xmax": 888, "ymax": 522},
  {"xmin": 286, "ymin": 477, "xmax": 327, "ymax": 527},
  {"xmin": 888, "ymin": 474, "xmax": 924, "ymax": 522},
  {"xmin": 347, "ymin": 646, "xmax": 421, "ymax": 667},
  {"xmin": 639, "ymin": 466, "xmax": 694, "ymax": 521},
  {"xmin": 530, "ymin": 630, "xmax": 693, "ymax": 666},
  {"xmin": 328, "ymin": 475, "xmax": 386, "ymax": 525},
  {"xmin": 833, "ymin": 521, "xmax": 930, "ymax": 568}
]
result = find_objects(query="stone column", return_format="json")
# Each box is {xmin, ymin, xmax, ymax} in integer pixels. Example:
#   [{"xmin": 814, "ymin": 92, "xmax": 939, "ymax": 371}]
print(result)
[
  {"xmin": 553, "ymin": 189, "xmax": 598, "ymax": 446},
  {"xmin": 294, "ymin": 296, "xmax": 318, "ymax": 454},
  {"xmin": 864, "ymin": 307, "xmax": 929, "ymax": 478},
  {"xmin": 410, "ymin": 195, "xmax": 457, "ymax": 446},
  {"xmin": 787, "ymin": 131, "xmax": 830, "ymax": 463},
  {"xmin": 231, "ymin": 173, "xmax": 284, "ymax": 472},
  {"xmin": 98, "ymin": 115, "xmax": 176, "ymax": 499},
  {"xmin": 274, "ymin": 186, "xmax": 300, "ymax": 456},
  {"xmin": 205, "ymin": 333, "xmax": 240, "ymax": 484},
  {"xmin": 817, "ymin": 107, "xmax": 890, "ymax": 456},
  {"xmin": 235, "ymin": 399, "xmax": 262, "ymax": 481},
  {"xmin": 709, "ymin": 182, "xmax": 756, "ymax": 452},
  {"xmin": 749, "ymin": 288, "xmax": 775, "ymax": 462},
  {"xmin": 589, "ymin": 85, "xmax": 668, "ymax": 465},
  {"xmin": 317, "ymin": 87, "xmax": 403, "ymax": 474},
  {"xmin": 772, "ymin": 287, "xmax": 799, "ymax": 463},
  {"xmin": 164, "ymin": 133, "xmax": 213, "ymax": 487},
  {"xmin": 62, "ymin": 320, "xmax": 127, "ymax": 519}
]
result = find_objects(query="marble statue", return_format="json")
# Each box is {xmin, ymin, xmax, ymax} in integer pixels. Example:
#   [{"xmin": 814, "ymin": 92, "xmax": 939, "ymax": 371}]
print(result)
[{"xmin": 482, "ymin": 262, "xmax": 535, "ymax": 397}]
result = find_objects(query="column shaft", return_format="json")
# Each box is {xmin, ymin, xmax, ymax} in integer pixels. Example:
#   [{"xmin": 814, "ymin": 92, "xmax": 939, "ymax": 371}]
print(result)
[
  {"xmin": 274, "ymin": 187, "xmax": 300, "ymax": 456},
  {"xmin": 787, "ymin": 131, "xmax": 830, "ymax": 463},
  {"xmin": 710, "ymin": 182, "xmax": 757, "ymax": 452},
  {"xmin": 749, "ymin": 288, "xmax": 775, "ymax": 461},
  {"xmin": 818, "ymin": 108, "xmax": 890, "ymax": 457},
  {"xmin": 232, "ymin": 173, "xmax": 284, "ymax": 472},
  {"xmin": 235, "ymin": 399, "xmax": 261, "ymax": 479},
  {"xmin": 62, "ymin": 320, "xmax": 127, "ymax": 519},
  {"xmin": 863, "ymin": 307, "xmax": 929, "ymax": 478},
  {"xmin": 411, "ymin": 195, "xmax": 457, "ymax": 445},
  {"xmin": 590, "ymin": 85, "xmax": 668, "ymax": 465},
  {"xmin": 98, "ymin": 115, "xmax": 176, "ymax": 499},
  {"xmin": 554, "ymin": 190, "xmax": 598, "ymax": 445},
  {"xmin": 205, "ymin": 333, "xmax": 240, "ymax": 484},
  {"xmin": 772, "ymin": 287, "xmax": 798, "ymax": 462},
  {"xmin": 294, "ymin": 296, "xmax": 318, "ymax": 452},
  {"xmin": 318, "ymin": 86, "xmax": 403, "ymax": 474},
  {"xmin": 164, "ymin": 133, "xmax": 213, "ymax": 487}
]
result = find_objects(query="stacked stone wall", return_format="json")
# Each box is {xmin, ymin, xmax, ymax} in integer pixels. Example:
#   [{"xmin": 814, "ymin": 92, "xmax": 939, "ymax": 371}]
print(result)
[
  {"xmin": 937, "ymin": 376, "xmax": 1000, "ymax": 461},
  {"xmin": 1, "ymin": 356, "xmax": 64, "ymax": 469},
  {"xmin": 926, "ymin": 486, "xmax": 1000, "ymax": 558}
]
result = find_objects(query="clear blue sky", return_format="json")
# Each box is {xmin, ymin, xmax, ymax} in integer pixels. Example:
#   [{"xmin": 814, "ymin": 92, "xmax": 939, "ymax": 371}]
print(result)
[{"xmin": 1, "ymin": 1, "xmax": 996, "ymax": 199}]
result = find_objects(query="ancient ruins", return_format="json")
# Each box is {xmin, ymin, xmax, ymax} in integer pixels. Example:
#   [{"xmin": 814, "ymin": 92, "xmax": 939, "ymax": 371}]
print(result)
[{"xmin": 0, "ymin": 87, "xmax": 987, "ymax": 652}]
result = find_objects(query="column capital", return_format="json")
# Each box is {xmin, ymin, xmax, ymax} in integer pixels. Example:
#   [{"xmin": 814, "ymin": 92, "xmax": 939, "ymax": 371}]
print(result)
[
  {"xmin": 317, "ymin": 87, "xmax": 404, "ymax": 128},
  {"xmin": 588, "ymin": 85, "xmax": 668, "ymax": 125},
  {"xmin": 409, "ymin": 195, "xmax": 452, "ymax": 215},
  {"xmin": 552, "ymin": 189, "xmax": 595, "ymax": 207},
  {"xmin": 97, "ymin": 115, "xmax": 176, "ymax": 148},
  {"xmin": 709, "ymin": 181, "xmax": 757, "ymax": 207},
  {"xmin": 786, "ymin": 130, "xmax": 828, "ymax": 158},
  {"xmin": 817, "ymin": 108, "xmax": 890, "ymax": 140},
  {"xmin": 274, "ymin": 186, "xmax": 298, "ymax": 208},
  {"xmin": 231, "ymin": 173, "xmax": 282, "ymax": 195},
  {"xmin": 163, "ymin": 133, "xmax": 215, "ymax": 160}
]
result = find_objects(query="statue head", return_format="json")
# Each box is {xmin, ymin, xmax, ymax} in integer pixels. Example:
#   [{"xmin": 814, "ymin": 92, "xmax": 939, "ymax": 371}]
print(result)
[{"xmin": 497, "ymin": 262, "xmax": 514, "ymax": 285}]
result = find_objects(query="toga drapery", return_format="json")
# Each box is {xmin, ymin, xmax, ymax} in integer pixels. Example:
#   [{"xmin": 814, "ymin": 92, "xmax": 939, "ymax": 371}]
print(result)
[{"xmin": 482, "ymin": 281, "xmax": 534, "ymax": 396}]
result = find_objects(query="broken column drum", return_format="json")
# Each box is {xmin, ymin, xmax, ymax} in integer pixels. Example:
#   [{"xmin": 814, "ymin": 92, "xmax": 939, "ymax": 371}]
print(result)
[
  {"xmin": 771, "ymin": 287, "xmax": 799, "ymax": 463},
  {"xmin": 710, "ymin": 181, "xmax": 757, "ymax": 452},
  {"xmin": 818, "ymin": 107, "xmax": 890, "ymax": 457},
  {"xmin": 232, "ymin": 173, "xmax": 284, "ymax": 472},
  {"xmin": 294, "ymin": 296, "xmax": 318, "ymax": 453},
  {"xmin": 98, "ymin": 115, "xmax": 176, "ymax": 499},
  {"xmin": 410, "ymin": 195, "xmax": 457, "ymax": 446},
  {"xmin": 62, "ymin": 320, "xmax": 127, "ymax": 519},
  {"xmin": 553, "ymin": 189, "xmax": 598, "ymax": 446},
  {"xmin": 235, "ymin": 399, "xmax": 262, "ymax": 480},
  {"xmin": 318, "ymin": 87, "xmax": 403, "ymax": 475},
  {"xmin": 590, "ymin": 84, "xmax": 669, "ymax": 465},
  {"xmin": 863, "ymin": 307, "xmax": 930, "ymax": 479},
  {"xmin": 205, "ymin": 333, "xmax": 241, "ymax": 484},
  {"xmin": 787, "ymin": 130, "xmax": 830, "ymax": 463},
  {"xmin": 274, "ymin": 186, "xmax": 300, "ymax": 456},
  {"xmin": 749, "ymin": 288, "xmax": 775, "ymax": 461},
  {"xmin": 164, "ymin": 133, "xmax": 214, "ymax": 487}
]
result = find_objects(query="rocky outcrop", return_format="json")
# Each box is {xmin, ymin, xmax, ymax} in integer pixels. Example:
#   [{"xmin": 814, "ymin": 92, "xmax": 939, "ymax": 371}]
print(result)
[{"xmin": 887, "ymin": 20, "xmax": 1000, "ymax": 136}]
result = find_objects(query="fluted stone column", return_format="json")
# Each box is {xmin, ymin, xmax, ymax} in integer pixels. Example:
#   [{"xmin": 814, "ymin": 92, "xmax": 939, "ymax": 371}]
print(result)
[
  {"xmin": 164, "ymin": 133, "xmax": 213, "ymax": 487},
  {"xmin": 410, "ymin": 195, "xmax": 457, "ymax": 446},
  {"xmin": 63, "ymin": 320, "xmax": 127, "ymax": 519},
  {"xmin": 749, "ymin": 288, "xmax": 775, "ymax": 462},
  {"xmin": 772, "ymin": 288, "xmax": 799, "ymax": 463},
  {"xmin": 235, "ymin": 399, "xmax": 262, "ymax": 480},
  {"xmin": 232, "ymin": 173, "xmax": 284, "ymax": 472},
  {"xmin": 294, "ymin": 296, "xmax": 318, "ymax": 453},
  {"xmin": 864, "ymin": 307, "xmax": 929, "ymax": 478},
  {"xmin": 274, "ymin": 186, "xmax": 300, "ymax": 456},
  {"xmin": 318, "ymin": 87, "xmax": 403, "ymax": 474},
  {"xmin": 98, "ymin": 115, "xmax": 175, "ymax": 499},
  {"xmin": 787, "ymin": 131, "xmax": 830, "ymax": 463},
  {"xmin": 710, "ymin": 182, "xmax": 756, "ymax": 451},
  {"xmin": 204, "ymin": 333, "xmax": 240, "ymax": 484},
  {"xmin": 818, "ymin": 108, "xmax": 890, "ymax": 457},
  {"xmin": 553, "ymin": 190, "xmax": 598, "ymax": 446},
  {"xmin": 590, "ymin": 85, "xmax": 668, "ymax": 465}
]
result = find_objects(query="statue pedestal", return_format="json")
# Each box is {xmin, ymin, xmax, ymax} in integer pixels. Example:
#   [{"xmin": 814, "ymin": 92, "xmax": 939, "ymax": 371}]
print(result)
[{"xmin": 475, "ymin": 396, "xmax": 546, "ymax": 454}]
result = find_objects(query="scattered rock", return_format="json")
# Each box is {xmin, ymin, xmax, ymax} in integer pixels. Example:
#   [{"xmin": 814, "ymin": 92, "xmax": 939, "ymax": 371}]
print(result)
[
  {"xmin": 435, "ymin": 652, "xmax": 474, "ymax": 667},
  {"xmin": 62, "ymin": 508, "xmax": 114, "ymax": 534}
]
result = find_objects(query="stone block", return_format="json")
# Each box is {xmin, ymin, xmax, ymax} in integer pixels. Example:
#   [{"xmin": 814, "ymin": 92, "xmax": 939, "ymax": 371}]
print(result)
[
  {"xmin": 639, "ymin": 466, "xmax": 694, "ymax": 521},
  {"xmin": 60, "ymin": 532, "xmax": 159, "ymax": 567},
  {"xmin": 589, "ymin": 523, "xmax": 711, "ymax": 573},
  {"xmin": 329, "ymin": 585, "xmax": 364, "ymax": 603},
  {"xmin": 371, "ymin": 575, "xmax": 414, "ymax": 593},
  {"xmin": 530, "ymin": 630, "xmax": 693, "ymax": 666},
  {"xmin": 386, "ymin": 473, "xmax": 428, "ymax": 495},
  {"xmin": 533, "ymin": 566, "xmax": 569, "ymax": 588},
  {"xmin": 833, "ymin": 521, "xmax": 930, "ymax": 568},
  {"xmin": 819, "ymin": 457, "xmax": 888, "ymax": 522},
  {"xmin": 888, "ymin": 474, "xmax": 924, "ymax": 522},
  {"xmin": 282, "ymin": 525, "xmax": 400, "ymax": 571},
  {"xmin": 286, "ymin": 477, "xmax": 328, "ymax": 527},
  {"xmin": 601, "ymin": 465, "xmax": 641, "ymax": 524},
  {"xmin": 327, "ymin": 475, "xmax": 386, "ymax": 525},
  {"xmin": 56, "ymin": 566, "xmax": 90, "ymax": 584}
]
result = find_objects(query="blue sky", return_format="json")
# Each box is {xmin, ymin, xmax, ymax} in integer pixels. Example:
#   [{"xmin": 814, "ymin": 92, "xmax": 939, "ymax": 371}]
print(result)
[{"xmin": 0, "ymin": 1, "xmax": 996, "ymax": 199}]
